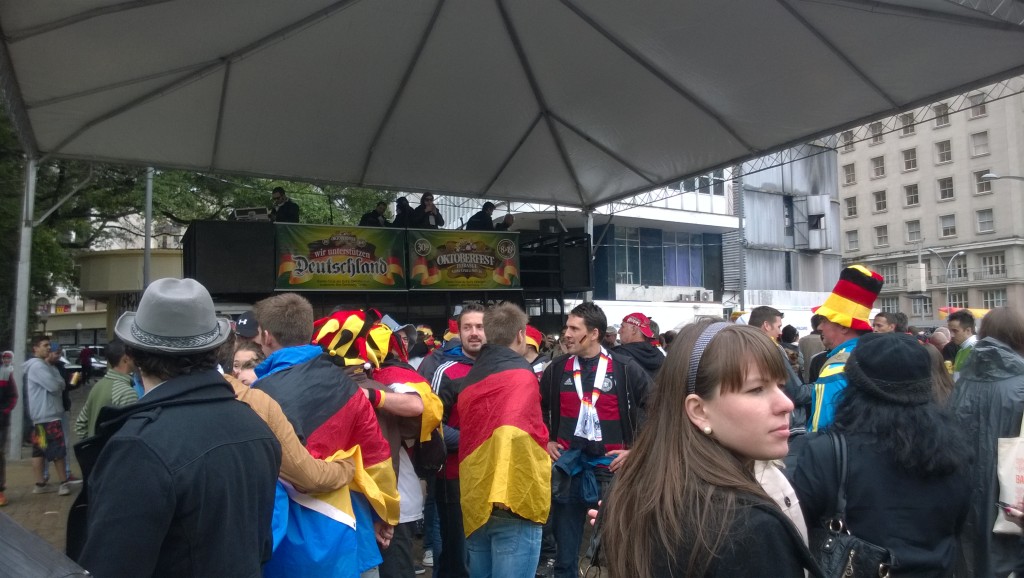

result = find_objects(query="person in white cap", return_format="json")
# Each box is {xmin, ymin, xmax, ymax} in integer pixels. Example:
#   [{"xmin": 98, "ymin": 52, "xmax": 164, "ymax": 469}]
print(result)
[{"xmin": 70, "ymin": 278, "xmax": 282, "ymax": 577}]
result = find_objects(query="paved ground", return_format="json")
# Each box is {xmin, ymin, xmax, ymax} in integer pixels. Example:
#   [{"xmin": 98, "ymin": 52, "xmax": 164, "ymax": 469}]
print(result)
[{"xmin": 2, "ymin": 381, "xmax": 89, "ymax": 553}]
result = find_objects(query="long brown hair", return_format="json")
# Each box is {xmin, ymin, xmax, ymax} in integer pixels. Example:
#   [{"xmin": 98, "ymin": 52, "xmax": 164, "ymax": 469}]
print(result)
[
  {"xmin": 602, "ymin": 320, "xmax": 788, "ymax": 577},
  {"xmin": 980, "ymin": 307, "xmax": 1024, "ymax": 356}
]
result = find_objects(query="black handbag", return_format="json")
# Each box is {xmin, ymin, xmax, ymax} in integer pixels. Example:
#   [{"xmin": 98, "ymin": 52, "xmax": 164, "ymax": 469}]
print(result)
[{"xmin": 811, "ymin": 432, "xmax": 897, "ymax": 578}]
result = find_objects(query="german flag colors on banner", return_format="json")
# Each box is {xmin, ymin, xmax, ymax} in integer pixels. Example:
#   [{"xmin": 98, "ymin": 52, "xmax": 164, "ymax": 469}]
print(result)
[{"xmin": 457, "ymin": 346, "xmax": 551, "ymax": 537}]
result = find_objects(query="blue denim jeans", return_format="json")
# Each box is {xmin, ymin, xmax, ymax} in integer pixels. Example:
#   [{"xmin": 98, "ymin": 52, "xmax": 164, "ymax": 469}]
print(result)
[
  {"xmin": 466, "ymin": 515, "xmax": 542, "ymax": 578},
  {"xmin": 424, "ymin": 476, "xmax": 442, "ymax": 557},
  {"xmin": 552, "ymin": 500, "xmax": 589, "ymax": 578}
]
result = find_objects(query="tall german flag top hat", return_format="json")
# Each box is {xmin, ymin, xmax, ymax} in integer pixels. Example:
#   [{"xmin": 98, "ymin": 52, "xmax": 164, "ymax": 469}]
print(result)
[{"xmin": 812, "ymin": 265, "xmax": 884, "ymax": 331}]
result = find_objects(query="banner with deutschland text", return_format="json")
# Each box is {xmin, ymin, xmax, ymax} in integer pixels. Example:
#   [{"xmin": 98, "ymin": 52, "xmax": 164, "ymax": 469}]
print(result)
[
  {"xmin": 276, "ymin": 224, "xmax": 406, "ymax": 291},
  {"xmin": 407, "ymin": 230, "xmax": 519, "ymax": 290}
]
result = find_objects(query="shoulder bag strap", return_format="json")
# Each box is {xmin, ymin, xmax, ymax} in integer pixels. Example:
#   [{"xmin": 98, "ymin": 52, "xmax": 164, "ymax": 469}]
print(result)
[{"xmin": 834, "ymin": 432, "xmax": 849, "ymax": 520}]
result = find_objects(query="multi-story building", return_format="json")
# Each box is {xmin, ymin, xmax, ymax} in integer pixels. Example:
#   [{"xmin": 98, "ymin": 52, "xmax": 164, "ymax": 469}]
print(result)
[{"xmin": 838, "ymin": 79, "xmax": 1024, "ymax": 326}]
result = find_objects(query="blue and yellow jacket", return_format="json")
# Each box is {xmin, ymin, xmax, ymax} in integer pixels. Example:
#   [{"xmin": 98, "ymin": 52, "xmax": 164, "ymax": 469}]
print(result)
[{"xmin": 809, "ymin": 337, "xmax": 858, "ymax": 432}]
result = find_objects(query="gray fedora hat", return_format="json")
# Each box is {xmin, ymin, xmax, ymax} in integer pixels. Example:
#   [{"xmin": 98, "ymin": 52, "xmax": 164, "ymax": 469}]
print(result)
[{"xmin": 114, "ymin": 278, "xmax": 231, "ymax": 354}]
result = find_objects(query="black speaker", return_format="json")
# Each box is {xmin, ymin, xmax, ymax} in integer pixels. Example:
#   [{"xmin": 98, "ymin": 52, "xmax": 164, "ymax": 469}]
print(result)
[{"xmin": 183, "ymin": 221, "xmax": 276, "ymax": 294}]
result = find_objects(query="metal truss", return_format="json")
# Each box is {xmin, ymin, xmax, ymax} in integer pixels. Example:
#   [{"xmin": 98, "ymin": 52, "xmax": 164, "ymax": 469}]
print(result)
[
  {"xmin": 947, "ymin": 0, "xmax": 1024, "ymax": 25},
  {"xmin": 594, "ymin": 74, "xmax": 1024, "ymax": 216}
]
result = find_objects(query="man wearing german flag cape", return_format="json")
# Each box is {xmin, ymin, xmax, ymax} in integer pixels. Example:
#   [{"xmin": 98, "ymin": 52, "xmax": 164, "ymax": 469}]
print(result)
[
  {"xmin": 457, "ymin": 303, "xmax": 551, "ymax": 577},
  {"xmin": 808, "ymin": 265, "xmax": 884, "ymax": 432},
  {"xmin": 251, "ymin": 294, "xmax": 399, "ymax": 577}
]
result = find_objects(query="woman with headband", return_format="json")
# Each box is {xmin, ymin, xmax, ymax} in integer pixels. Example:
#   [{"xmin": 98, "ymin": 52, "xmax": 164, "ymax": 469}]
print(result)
[{"xmin": 601, "ymin": 319, "xmax": 820, "ymax": 577}]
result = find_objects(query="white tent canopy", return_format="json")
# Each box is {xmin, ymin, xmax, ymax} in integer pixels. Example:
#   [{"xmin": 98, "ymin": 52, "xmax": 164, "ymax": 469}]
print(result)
[{"xmin": 2, "ymin": 0, "xmax": 1024, "ymax": 210}]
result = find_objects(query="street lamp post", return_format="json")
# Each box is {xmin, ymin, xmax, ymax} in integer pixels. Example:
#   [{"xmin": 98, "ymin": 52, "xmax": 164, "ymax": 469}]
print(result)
[
  {"xmin": 981, "ymin": 172, "xmax": 1024, "ymax": 183},
  {"xmin": 927, "ymin": 248, "xmax": 966, "ymax": 312}
]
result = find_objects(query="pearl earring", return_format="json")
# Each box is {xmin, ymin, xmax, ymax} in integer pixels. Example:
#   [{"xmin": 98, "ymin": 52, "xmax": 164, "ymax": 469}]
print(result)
[{"xmin": 703, "ymin": 426, "xmax": 712, "ymax": 435}]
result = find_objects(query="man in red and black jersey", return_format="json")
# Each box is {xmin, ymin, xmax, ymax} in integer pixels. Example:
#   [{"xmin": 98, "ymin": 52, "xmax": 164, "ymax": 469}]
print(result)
[
  {"xmin": 423, "ymin": 303, "xmax": 486, "ymax": 578},
  {"xmin": 539, "ymin": 302, "xmax": 652, "ymax": 578}
]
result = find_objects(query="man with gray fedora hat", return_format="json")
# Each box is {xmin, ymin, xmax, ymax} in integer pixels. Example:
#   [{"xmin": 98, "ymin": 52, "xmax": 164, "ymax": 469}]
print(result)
[{"xmin": 69, "ymin": 278, "xmax": 282, "ymax": 578}]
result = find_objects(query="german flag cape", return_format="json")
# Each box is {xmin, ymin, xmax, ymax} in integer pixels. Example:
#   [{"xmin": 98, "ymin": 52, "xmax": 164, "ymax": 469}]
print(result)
[
  {"xmin": 458, "ymin": 345, "xmax": 551, "ymax": 537},
  {"xmin": 256, "ymin": 353, "xmax": 399, "ymax": 576},
  {"xmin": 373, "ymin": 364, "xmax": 444, "ymax": 443}
]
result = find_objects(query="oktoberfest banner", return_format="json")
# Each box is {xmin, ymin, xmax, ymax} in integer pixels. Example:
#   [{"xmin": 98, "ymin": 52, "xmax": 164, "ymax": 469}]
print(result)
[
  {"xmin": 408, "ymin": 230, "xmax": 520, "ymax": 290},
  {"xmin": 276, "ymin": 225, "xmax": 405, "ymax": 290}
]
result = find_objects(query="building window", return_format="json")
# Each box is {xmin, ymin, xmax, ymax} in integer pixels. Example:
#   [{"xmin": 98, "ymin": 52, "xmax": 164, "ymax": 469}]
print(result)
[
  {"xmin": 614, "ymin": 226, "xmax": 640, "ymax": 285},
  {"xmin": 878, "ymin": 262, "xmax": 898, "ymax": 285},
  {"xmin": 981, "ymin": 252, "xmax": 1006, "ymax": 277},
  {"xmin": 948, "ymin": 291, "xmax": 968, "ymax": 309},
  {"xmin": 900, "ymin": 112, "xmax": 915, "ymax": 135},
  {"xmin": 940, "ymin": 214, "xmax": 957, "ymax": 237},
  {"xmin": 902, "ymin": 148, "xmax": 917, "ymax": 171},
  {"xmin": 983, "ymin": 289, "xmax": 1008, "ymax": 309},
  {"xmin": 904, "ymin": 184, "xmax": 919, "ymax": 206},
  {"xmin": 971, "ymin": 131, "xmax": 990, "ymax": 157},
  {"xmin": 934, "ymin": 103, "xmax": 950, "ymax": 127},
  {"xmin": 844, "ymin": 197, "xmax": 857, "ymax": 218},
  {"xmin": 875, "ymin": 225, "xmax": 889, "ymax": 247},
  {"xmin": 912, "ymin": 296, "xmax": 933, "ymax": 317},
  {"xmin": 846, "ymin": 230, "xmax": 859, "ymax": 251},
  {"xmin": 951, "ymin": 257, "xmax": 968, "ymax": 280},
  {"xmin": 841, "ymin": 131, "xmax": 854, "ymax": 152},
  {"xmin": 938, "ymin": 177, "xmax": 954, "ymax": 200},
  {"xmin": 879, "ymin": 296, "xmax": 900, "ymax": 313},
  {"xmin": 871, "ymin": 156, "xmax": 885, "ymax": 178},
  {"xmin": 906, "ymin": 220, "xmax": 921, "ymax": 242},
  {"xmin": 936, "ymin": 140, "xmax": 952, "ymax": 163},
  {"xmin": 663, "ymin": 231, "xmax": 704, "ymax": 287},
  {"xmin": 873, "ymin": 190, "xmax": 887, "ymax": 212},
  {"xmin": 843, "ymin": 163, "xmax": 856, "ymax": 185},
  {"xmin": 974, "ymin": 170, "xmax": 992, "ymax": 194},
  {"xmin": 977, "ymin": 209, "xmax": 994, "ymax": 233},
  {"xmin": 870, "ymin": 122, "xmax": 884, "ymax": 144},
  {"xmin": 969, "ymin": 94, "xmax": 987, "ymax": 118}
]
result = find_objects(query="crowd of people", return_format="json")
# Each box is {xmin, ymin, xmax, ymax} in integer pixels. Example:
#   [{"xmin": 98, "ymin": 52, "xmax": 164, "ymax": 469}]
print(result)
[{"xmin": 4, "ymin": 262, "xmax": 1024, "ymax": 576}]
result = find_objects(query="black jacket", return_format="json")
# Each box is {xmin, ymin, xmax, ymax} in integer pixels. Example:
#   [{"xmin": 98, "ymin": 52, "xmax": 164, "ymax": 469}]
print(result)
[
  {"xmin": 272, "ymin": 199, "xmax": 300, "ymax": 223},
  {"xmin": 540, "ymin": 349, "xmax": 652, "ymax": 449},
  {"xmin": 358, "ymin": 210, "xmax": 390, "ymax": 227},
  {"xmin": 612, "ymin": 342, "xmax": 664, "ymax": 378},
  {"xmin": 464, "ymin": 210, "xmax": 510, "ymax": 232},
  {"xmin": 653, "ymin": 494, "xmax": 822, "ymax": 577},
  {"xmin": 950, "ymin": 337, "xmax": 1024, "ymax": 578},
  {"xmin": 71, "ymin": 370, "xmax": 281, "ymax": 578},
  {"xmin": 791, "ymin": 431, "xmax": 970, "ymax": 576},
  {"xmin": 410, "ymin": 204, "xmax": 445, "ymax": 229}
]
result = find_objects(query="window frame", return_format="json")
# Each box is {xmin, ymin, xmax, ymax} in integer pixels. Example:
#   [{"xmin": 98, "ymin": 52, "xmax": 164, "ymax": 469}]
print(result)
[
  {"xmin": 939, "ymin": 214, "xmax": 957, "ymax": 238},
  {"xmin": 873, "ymin": 190, "xmax": 887, "ymax": 213},
  {"xmin": 870, "ymin": 156, "xmax": 885, "ymax": 179},
  {"xmin": 976, "ymin": 209, "xmax": 994, "ymax": 234},
  {"xmin": 906, "ymin": 219, "xmax": 921, "ymax": 243},
  {"xmin": 904, "ymin": 183, "xmax": 919, "ymax": 206},
  {"xmin": 938, "ymin": 177, "xmax": 955, "ymax": 201},
  {"xmin": 874, "ymin": 225, "xmax": 889, "ymax": 248},
  {"xmin": 936, "ymin": 140, "xmax": 952, "ymax": 164}
]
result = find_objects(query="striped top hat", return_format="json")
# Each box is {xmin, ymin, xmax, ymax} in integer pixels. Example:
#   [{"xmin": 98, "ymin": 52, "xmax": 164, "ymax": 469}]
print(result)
[{"xmin": 812, "ymin": 265, "xmax": 884, "ymax": 331}]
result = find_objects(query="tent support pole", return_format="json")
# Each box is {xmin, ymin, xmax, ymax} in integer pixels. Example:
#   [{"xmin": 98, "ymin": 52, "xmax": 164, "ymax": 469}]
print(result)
[
  {"xmin": 9, "ymin": 158, "xmax": 37, "ymax": 459},
  {"xmin": 144, "ymin": 167, "xmax": 154, "ymax": 287}
]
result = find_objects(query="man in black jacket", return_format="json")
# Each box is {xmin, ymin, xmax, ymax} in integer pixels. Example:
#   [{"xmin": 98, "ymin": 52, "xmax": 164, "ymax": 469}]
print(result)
[
  {"xmin": 359, "ymin": 201, "xmax": 392, "ymax": 227},
  {"xmin": 465, "ymin": 202, "xmax": 514, "ymax": 231},
  {"xmin": 410, "ymin": 193, "xmax": 445, "ymax": 229},
  {"xmin": 540, "ymin": 302, "xmax": 652, "ymax": 578},
  {"xmin": 71, "ymin": 278, "xmax": 281, "ymax": 577},
  {"xmin": 613, "ymin": 312, "xmax": 664, "ymax": 378},
  {"xmin": 270, "ymin": 186, "xmax": 300, "ymax": 223}
]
